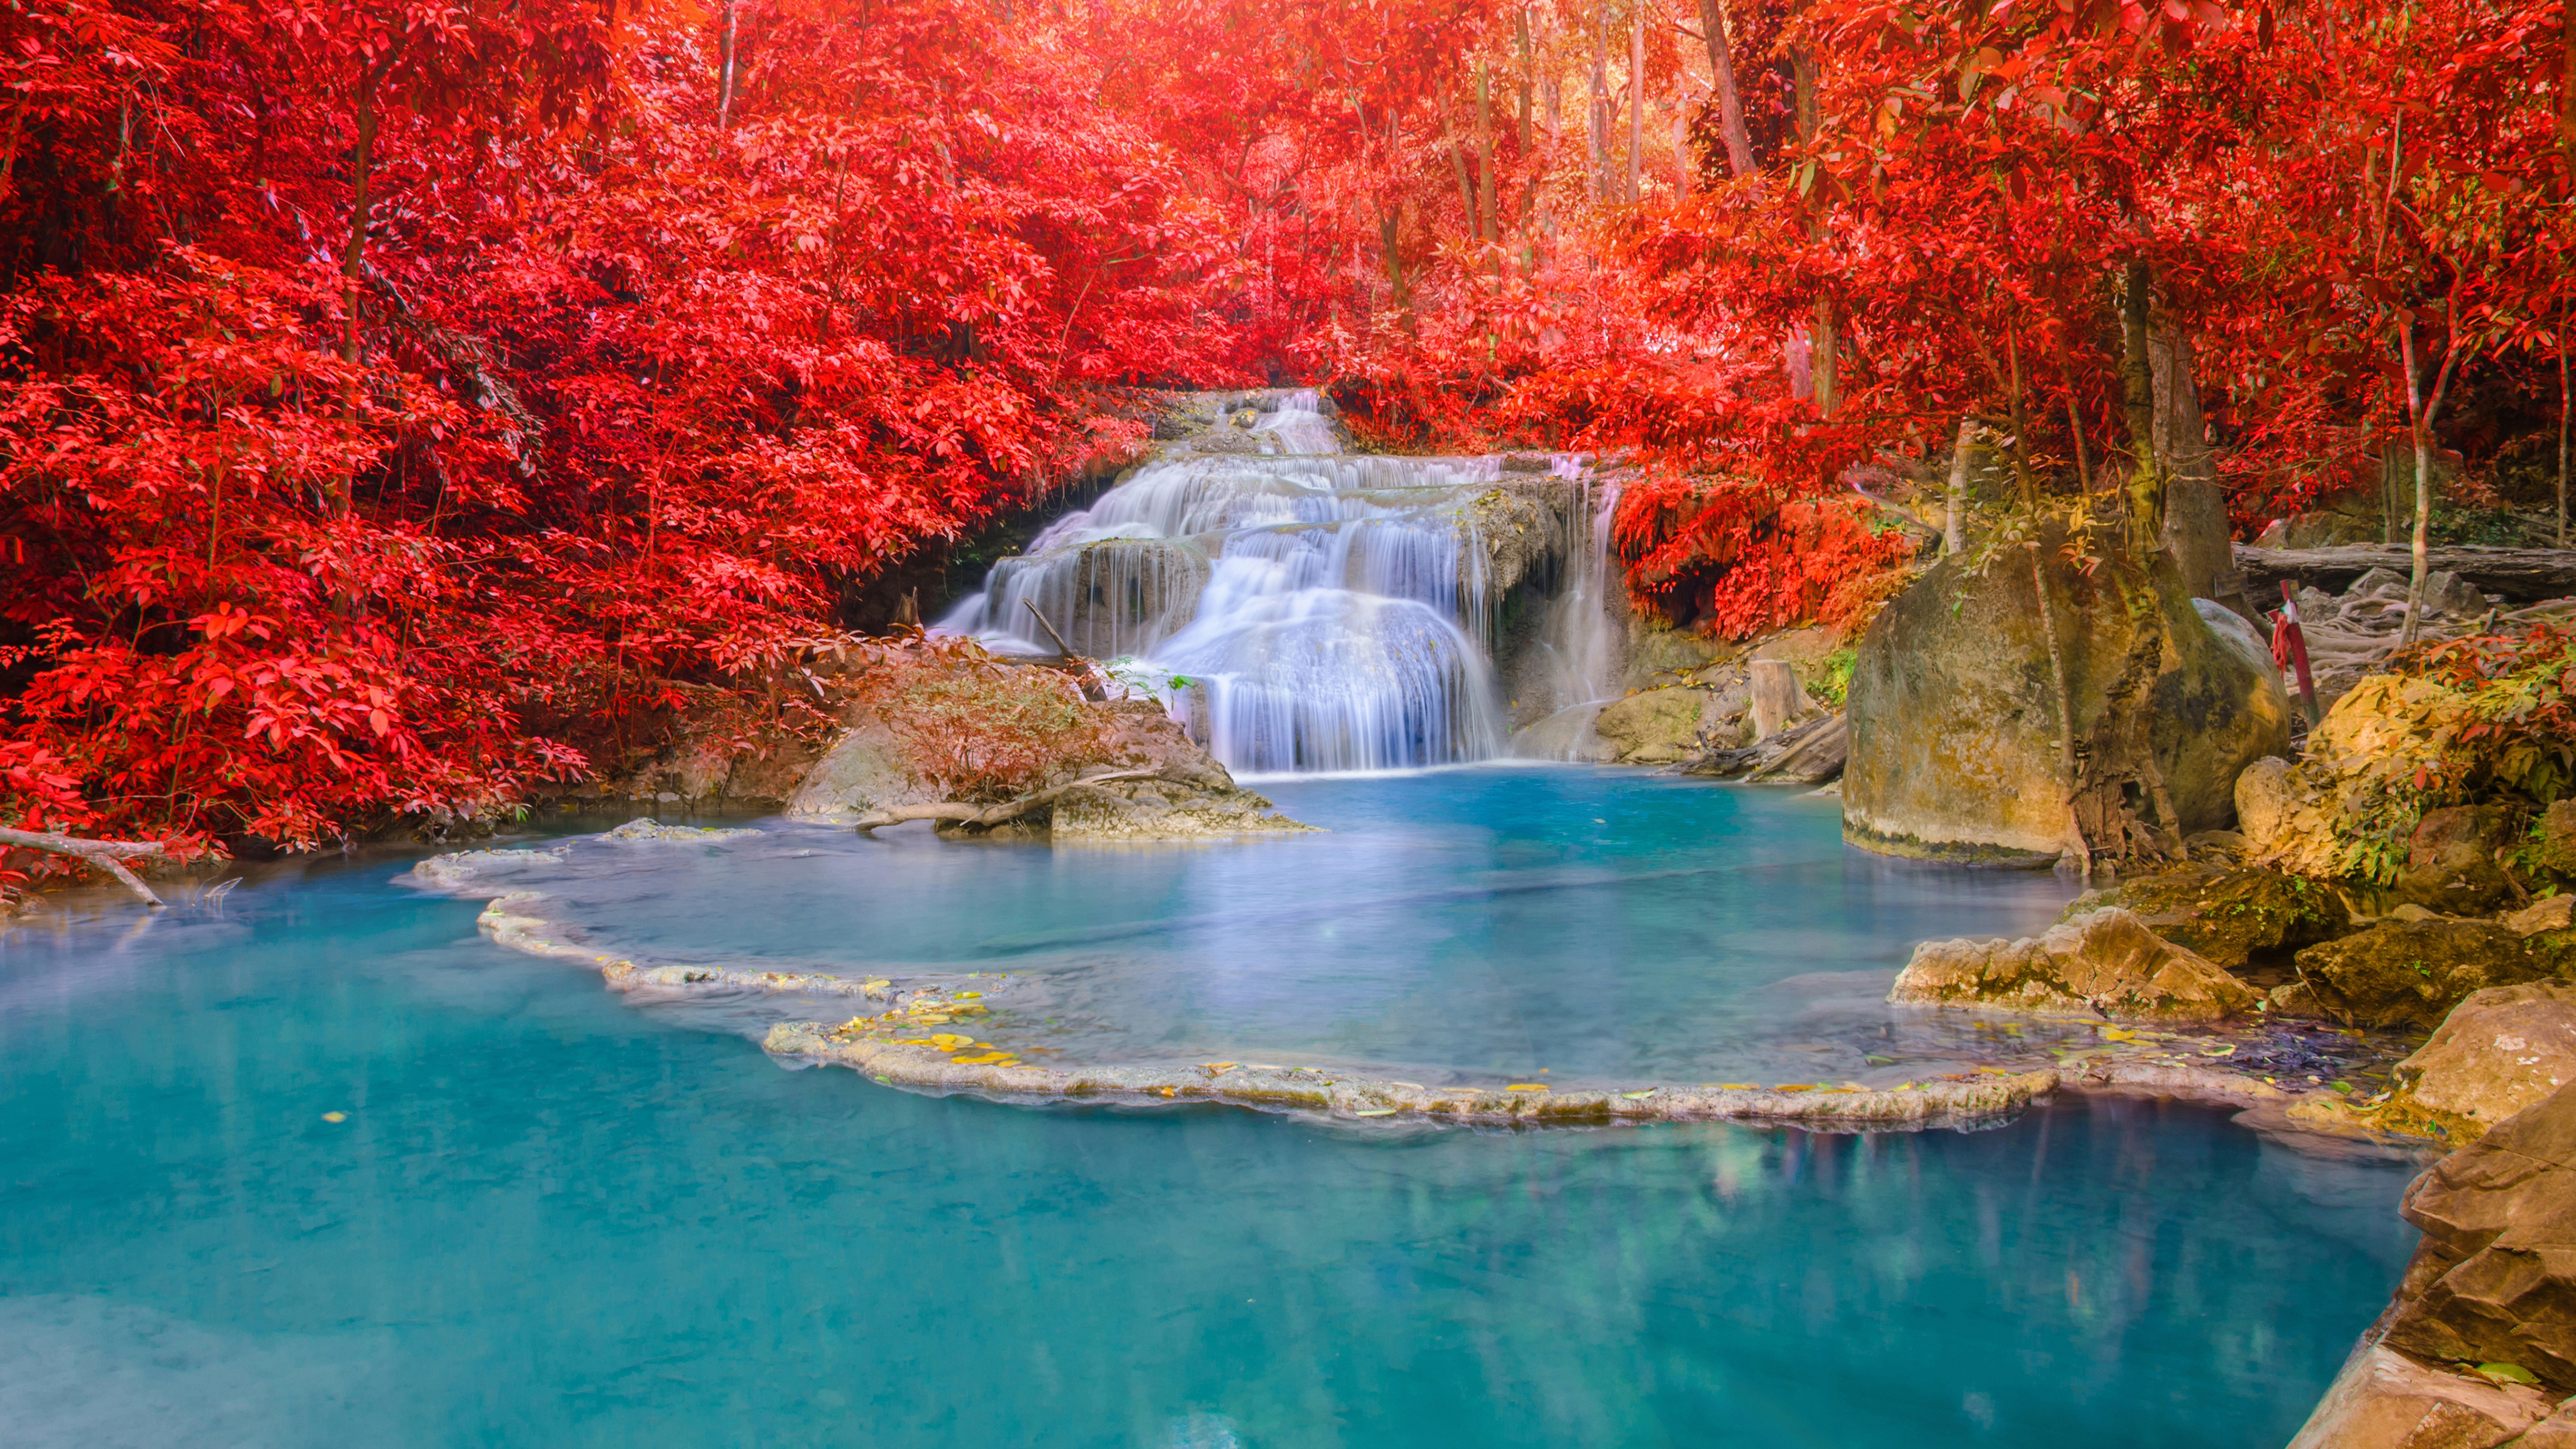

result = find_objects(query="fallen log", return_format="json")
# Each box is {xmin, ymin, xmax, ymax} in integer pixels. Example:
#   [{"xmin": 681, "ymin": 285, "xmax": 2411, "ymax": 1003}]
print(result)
[
  {"xmin": 852, "ymin": 768, "xmax": 1164, "ymax": 837},
  {"xmin": 2235, "ymin": 544, "xmax": 2576, "ymax": 604},
  {"xmin": 0, "ymin": 827, "xmax": 173, "ymax": 908},
  {"xmin": 1681, "ymin": 710, "xmax": 1847, "ymax": 784}
]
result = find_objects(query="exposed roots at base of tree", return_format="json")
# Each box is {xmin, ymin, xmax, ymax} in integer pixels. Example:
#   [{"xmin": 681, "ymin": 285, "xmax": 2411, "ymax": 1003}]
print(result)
[
  {"xmin": 850, "ymin": 768, "xmax": 1166, "ymax": 838},
  {"xmin": 2066, "ymin": 587, "xmax": 2189, "ymax": 869}
]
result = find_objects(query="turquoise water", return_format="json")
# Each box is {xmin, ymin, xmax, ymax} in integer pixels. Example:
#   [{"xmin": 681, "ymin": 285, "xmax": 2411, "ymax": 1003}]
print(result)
[
  {"xmin": 2, "ymin": 769, "xmax": 2415, "ymax": 1446},
  {"xmin": 422, "ymin": 768, "xmax": 2095, "ymax": 1085}
]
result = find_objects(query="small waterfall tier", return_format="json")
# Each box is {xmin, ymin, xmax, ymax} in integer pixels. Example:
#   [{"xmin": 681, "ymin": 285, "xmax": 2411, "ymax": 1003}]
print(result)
[{"xmin": 941, "ymin": 390, "xmax": 1609, "ymax": 774}]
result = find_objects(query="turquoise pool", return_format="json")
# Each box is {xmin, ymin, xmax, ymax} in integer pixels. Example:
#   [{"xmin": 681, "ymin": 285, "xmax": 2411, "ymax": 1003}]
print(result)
[{"xmin": 1, "ymin": 768, "xmax": 2415, "ymax": 1446}]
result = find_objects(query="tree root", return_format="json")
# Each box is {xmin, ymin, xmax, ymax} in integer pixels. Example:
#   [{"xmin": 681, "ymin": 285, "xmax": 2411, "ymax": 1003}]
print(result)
[
  {"xmin": 0, "ymin": 827, "xmax": 174, "ymax": 908},
  {"xmin": 851, "ymin": 768, "xmax": 1165, "ymax": 837}
]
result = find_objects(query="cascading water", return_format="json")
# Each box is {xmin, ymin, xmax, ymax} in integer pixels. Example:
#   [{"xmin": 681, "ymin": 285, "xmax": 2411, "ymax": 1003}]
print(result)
[
  {"xmin": 1501, "ymin": 479, "xmax": 1631, "ymax": 760},
  {"xmin": 940, "ymin": 390, "xmax": 1598, "ymax": 774}
]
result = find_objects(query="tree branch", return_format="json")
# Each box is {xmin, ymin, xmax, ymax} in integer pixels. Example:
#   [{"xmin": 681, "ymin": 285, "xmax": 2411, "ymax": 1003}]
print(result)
[{"xmin": 0, "ymin": 827, "xmax": 172, "ymax": 908}]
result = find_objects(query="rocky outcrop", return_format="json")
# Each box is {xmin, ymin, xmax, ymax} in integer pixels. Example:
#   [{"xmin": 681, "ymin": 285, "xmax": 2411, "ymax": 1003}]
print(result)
[
  {"xmin": 1889, "ymin": 907, "xmax": 2262, "ymax": 1022},
  {"xmin": 2294, "ymin": 920, "xmax": 2555, "ymax": 1032},
  {"xmin": 818, "ymin": 696, "xmax": 1311, "ymax": 842},
  {"xmin": 2287, "ymin": 1344, "xmax": 2558, "ymax": 1448},
  {"xmin": 2065, "ymin": 863, "xmax": 2354, "ymax": 971},
  {"xmin": 2290, "ymin": 1082, "xmax": 2576, "ymax": 1446},
  {"xmin": 1843, "ymin": 523, "xmax": 2291, "ymax": 864},
  {"xmin": 2384, "ymin": 1082, "xmax": 2576, "ymax": 1392},
  {"xmin": 2384, "ymin": 985, "xmax": 2576, "ymax": 1141}
]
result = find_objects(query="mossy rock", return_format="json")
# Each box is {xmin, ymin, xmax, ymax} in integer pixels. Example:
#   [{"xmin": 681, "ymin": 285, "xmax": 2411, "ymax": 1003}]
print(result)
[
  {"xmin": 2294, "ymin": 919, "xmax": 2558, "ymax": 1031},
  {"xmin": 2063, "ymin": 864, "xmax": 2353, "ymax": 970}
]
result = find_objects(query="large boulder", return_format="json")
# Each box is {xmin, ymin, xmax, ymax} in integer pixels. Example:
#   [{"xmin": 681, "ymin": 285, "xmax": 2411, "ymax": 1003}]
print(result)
[
  {"xmin": 2294, "ymin": 920, "xmax": 2556, "ymax": 1032},
  {"xmin": 2064, "ymin": 863, "xmax": 2353, "ymax": 970},
  {"xmin": 1890, "ymin": 907, "xmax": 2262, "ymax": 1022},
  {"xmin": 2387, "ymin": 984, "xmax": 2576, "ymax": 1141},
  {"xmin": 1593, "ymin": 687, "xmax": 1710, "ymax": 763},
  {"xmin": 2397, "ymin": 806, "xmax": 2523, "ymax": 915},
  {"xmin": 2380, "ymin": 1081, "xmax": 2576, "ymax": 1394},
  {"xmin": 786, "ymin": 719, "xmax": 939, "ymax": 819},
  {"xmin": 1843, "ymin": 525, "xmax": 2291, "ymax": 863}
]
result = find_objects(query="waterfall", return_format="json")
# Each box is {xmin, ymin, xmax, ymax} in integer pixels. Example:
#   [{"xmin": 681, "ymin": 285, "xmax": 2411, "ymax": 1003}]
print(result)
[
  {"xmin": 1502, "ymin": 479, "xmax": 1630, "ymax": 761},
  {"xmin": 941, "ymin": 390, "xmax": 1597, "ymax": 775}
]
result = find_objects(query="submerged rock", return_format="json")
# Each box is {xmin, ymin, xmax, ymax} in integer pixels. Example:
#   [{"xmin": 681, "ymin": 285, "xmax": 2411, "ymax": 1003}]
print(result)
[
  {"xmin": 1843, "ymin": 524, "xmax": 2290, "ymax": 864},
  {"xmin": 2064, "ymin": 863, "xmax": 2353, "ymax": 971},
  {"xmin": 2385, "ymin": 984, "xmax": 2576, "ymax": 1141},
  {"xmin": 761, "ymin": 1019, "xmax": 2061, "ymax": 1131},
  {"xmin": 2294, "ymin": 920, "xmax": 2555, "ymax": 1032},
  {"xmin": 1889, "ymin": 908, "xmax": 2261, "ymax": 1023}
]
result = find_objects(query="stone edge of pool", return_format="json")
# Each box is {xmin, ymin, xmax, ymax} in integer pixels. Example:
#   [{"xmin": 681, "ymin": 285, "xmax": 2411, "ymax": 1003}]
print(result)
[{"xmin": 459, "ymin": 882, "xmax": 2362, "ymax": 1135}]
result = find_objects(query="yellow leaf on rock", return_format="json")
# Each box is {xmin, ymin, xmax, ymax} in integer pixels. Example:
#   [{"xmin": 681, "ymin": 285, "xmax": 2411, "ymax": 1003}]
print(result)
[
  {"xmin": 957, "ymin": 991, "xmax": 983, "ymax": 999},
  {"xmin": 928, "ymin": 1034, "xmax": 972, "ymax": 1050},
  {"xmin": 1504, "ymin": 1084, "xmax": 1549, "ymax": 1092},
  {"xmin": 2102, "ymin": 1028, "xmax": 2137, "ymax": 1041}
]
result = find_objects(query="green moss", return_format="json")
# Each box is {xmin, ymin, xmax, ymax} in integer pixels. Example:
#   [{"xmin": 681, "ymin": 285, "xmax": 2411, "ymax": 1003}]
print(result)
[{"xmin": 1806, "ymin": 648, "xmax": 1858, "ymax": 707}]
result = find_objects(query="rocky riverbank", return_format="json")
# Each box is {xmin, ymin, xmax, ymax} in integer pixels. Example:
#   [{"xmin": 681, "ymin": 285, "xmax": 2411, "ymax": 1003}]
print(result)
[{"xmin": 2286, "ymin": 1080, "xmax": 2576, "ymax": 1448}]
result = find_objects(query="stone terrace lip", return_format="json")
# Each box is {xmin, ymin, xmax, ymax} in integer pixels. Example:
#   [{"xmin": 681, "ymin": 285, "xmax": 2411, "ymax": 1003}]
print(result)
[{"xmin": 439, "ymin": 855, "xmax": 2382, "ymax": 1137}]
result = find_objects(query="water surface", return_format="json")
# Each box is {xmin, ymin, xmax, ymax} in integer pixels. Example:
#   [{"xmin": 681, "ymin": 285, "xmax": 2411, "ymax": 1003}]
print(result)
[{"xmin": 0, "ymin": 769, "xmax": 2415, "ymax": 1447}]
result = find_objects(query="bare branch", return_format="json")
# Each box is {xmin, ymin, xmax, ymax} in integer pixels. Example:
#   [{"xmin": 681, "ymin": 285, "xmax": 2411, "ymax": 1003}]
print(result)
[{"xmin": 0, "ymin": 827, "xmax": 173, "ymax": 908}]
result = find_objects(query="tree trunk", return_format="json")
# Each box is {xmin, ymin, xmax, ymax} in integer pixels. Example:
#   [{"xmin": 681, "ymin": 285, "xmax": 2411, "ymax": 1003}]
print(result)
[
  {"xmin": 718, "ymin": 0, "xmax": 739, "ymax": 130},
  {"xmin": 2150, "ymin": 326, "xmax": 2233, "ymax": 604},
  {"xmin": 2559, "ymin": 322, "xmax": 2569, "ymax": 547},
  {"xmin": 1943, "ymin": 418, "xmax": 1974, "ymax": 553},
  {"xmin": 1590, "ymin": 12, "xmax": 1609, "ymax": 201},
  {"xmin": 1697, "ymin": 0, "xmax": 1755, "ymax": 177},
  {"xmin": 1446, "ymin": 130, "xmax": 1479, "ymax": 239},
  {"xmin": 1626, "ymin": 4, "xmax": 1644, "ymax": 204},
  {"xmin": 1475, "ymin": 61, "xmax": 1498, "ymax": 247},
  {"xmin": 1791, "ymin": 32, "xmax": 1833, "ymax": 416},
  {"xmin": 2118, "ymin": 260, "xmax": 2162, "ymax": 554},
  {"xmin": 2401, "ymin": 324, "xmax": 2433, "ymax": 647},
  {"xmin": 2396, "ymin": 305, "xmax": 2470, "ymax": 649},
  {"xmin": 1516, "ymin": 7, "xmax": 1534, "ymax": 154}
]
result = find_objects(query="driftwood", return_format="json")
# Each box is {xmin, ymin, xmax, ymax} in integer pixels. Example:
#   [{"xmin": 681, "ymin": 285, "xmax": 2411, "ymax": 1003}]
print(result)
[
  {"xmin": 1681, "ymin": 710, "xmax": 1846, "ymax": 784},
  {"xmin": 2237, "ymin": 544, "xmax": 2576, "ymax": 604},
  {"xmin": 1744, "ymin": 712, "xmax": 1848, "ymax": 784},
  {"xmin": 0, "ymin": 827, "xmax": 172, "ymax": 908},
  {"xmin": 852, "ymin": 768, "xmax": 1164, "ymax": 837}
]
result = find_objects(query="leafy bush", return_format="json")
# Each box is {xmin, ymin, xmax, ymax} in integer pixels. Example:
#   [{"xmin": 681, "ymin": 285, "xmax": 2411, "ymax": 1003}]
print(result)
[
  {"xmin": 2263, "ymin": 627, "xmax": 2576, "ymax": 883},
  {"xmin": 842, "ymin": 639, "xmax": 1101, "ymax": 804}
]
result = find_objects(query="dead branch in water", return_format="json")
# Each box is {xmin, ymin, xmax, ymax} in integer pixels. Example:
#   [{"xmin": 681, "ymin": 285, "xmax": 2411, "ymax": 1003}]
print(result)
[
  {"xmin": 0, "ymin": 827, "xmax": 175, "ymax": 908},
  {"xmin": 851, "ymin": 768, "xmax": 1165, "ymax": 837}
]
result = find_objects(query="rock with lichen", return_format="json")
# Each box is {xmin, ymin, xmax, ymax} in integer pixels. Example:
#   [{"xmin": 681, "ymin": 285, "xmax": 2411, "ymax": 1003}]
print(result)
[
  {"xmin": 1890, "ymin": 908, "xmax": 2262, "ymax": 1022},
  {"xmin": 2380, "ymin": 983, "xmax": 2576, "ymax": 1141},
  {"xmin": 2063, "ymin": 863, "xmax": 2354, "ymax": 970},
  {"xmin": 2293, "ymin": 919, "xmax": 2557, "ymax": 1031}
]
